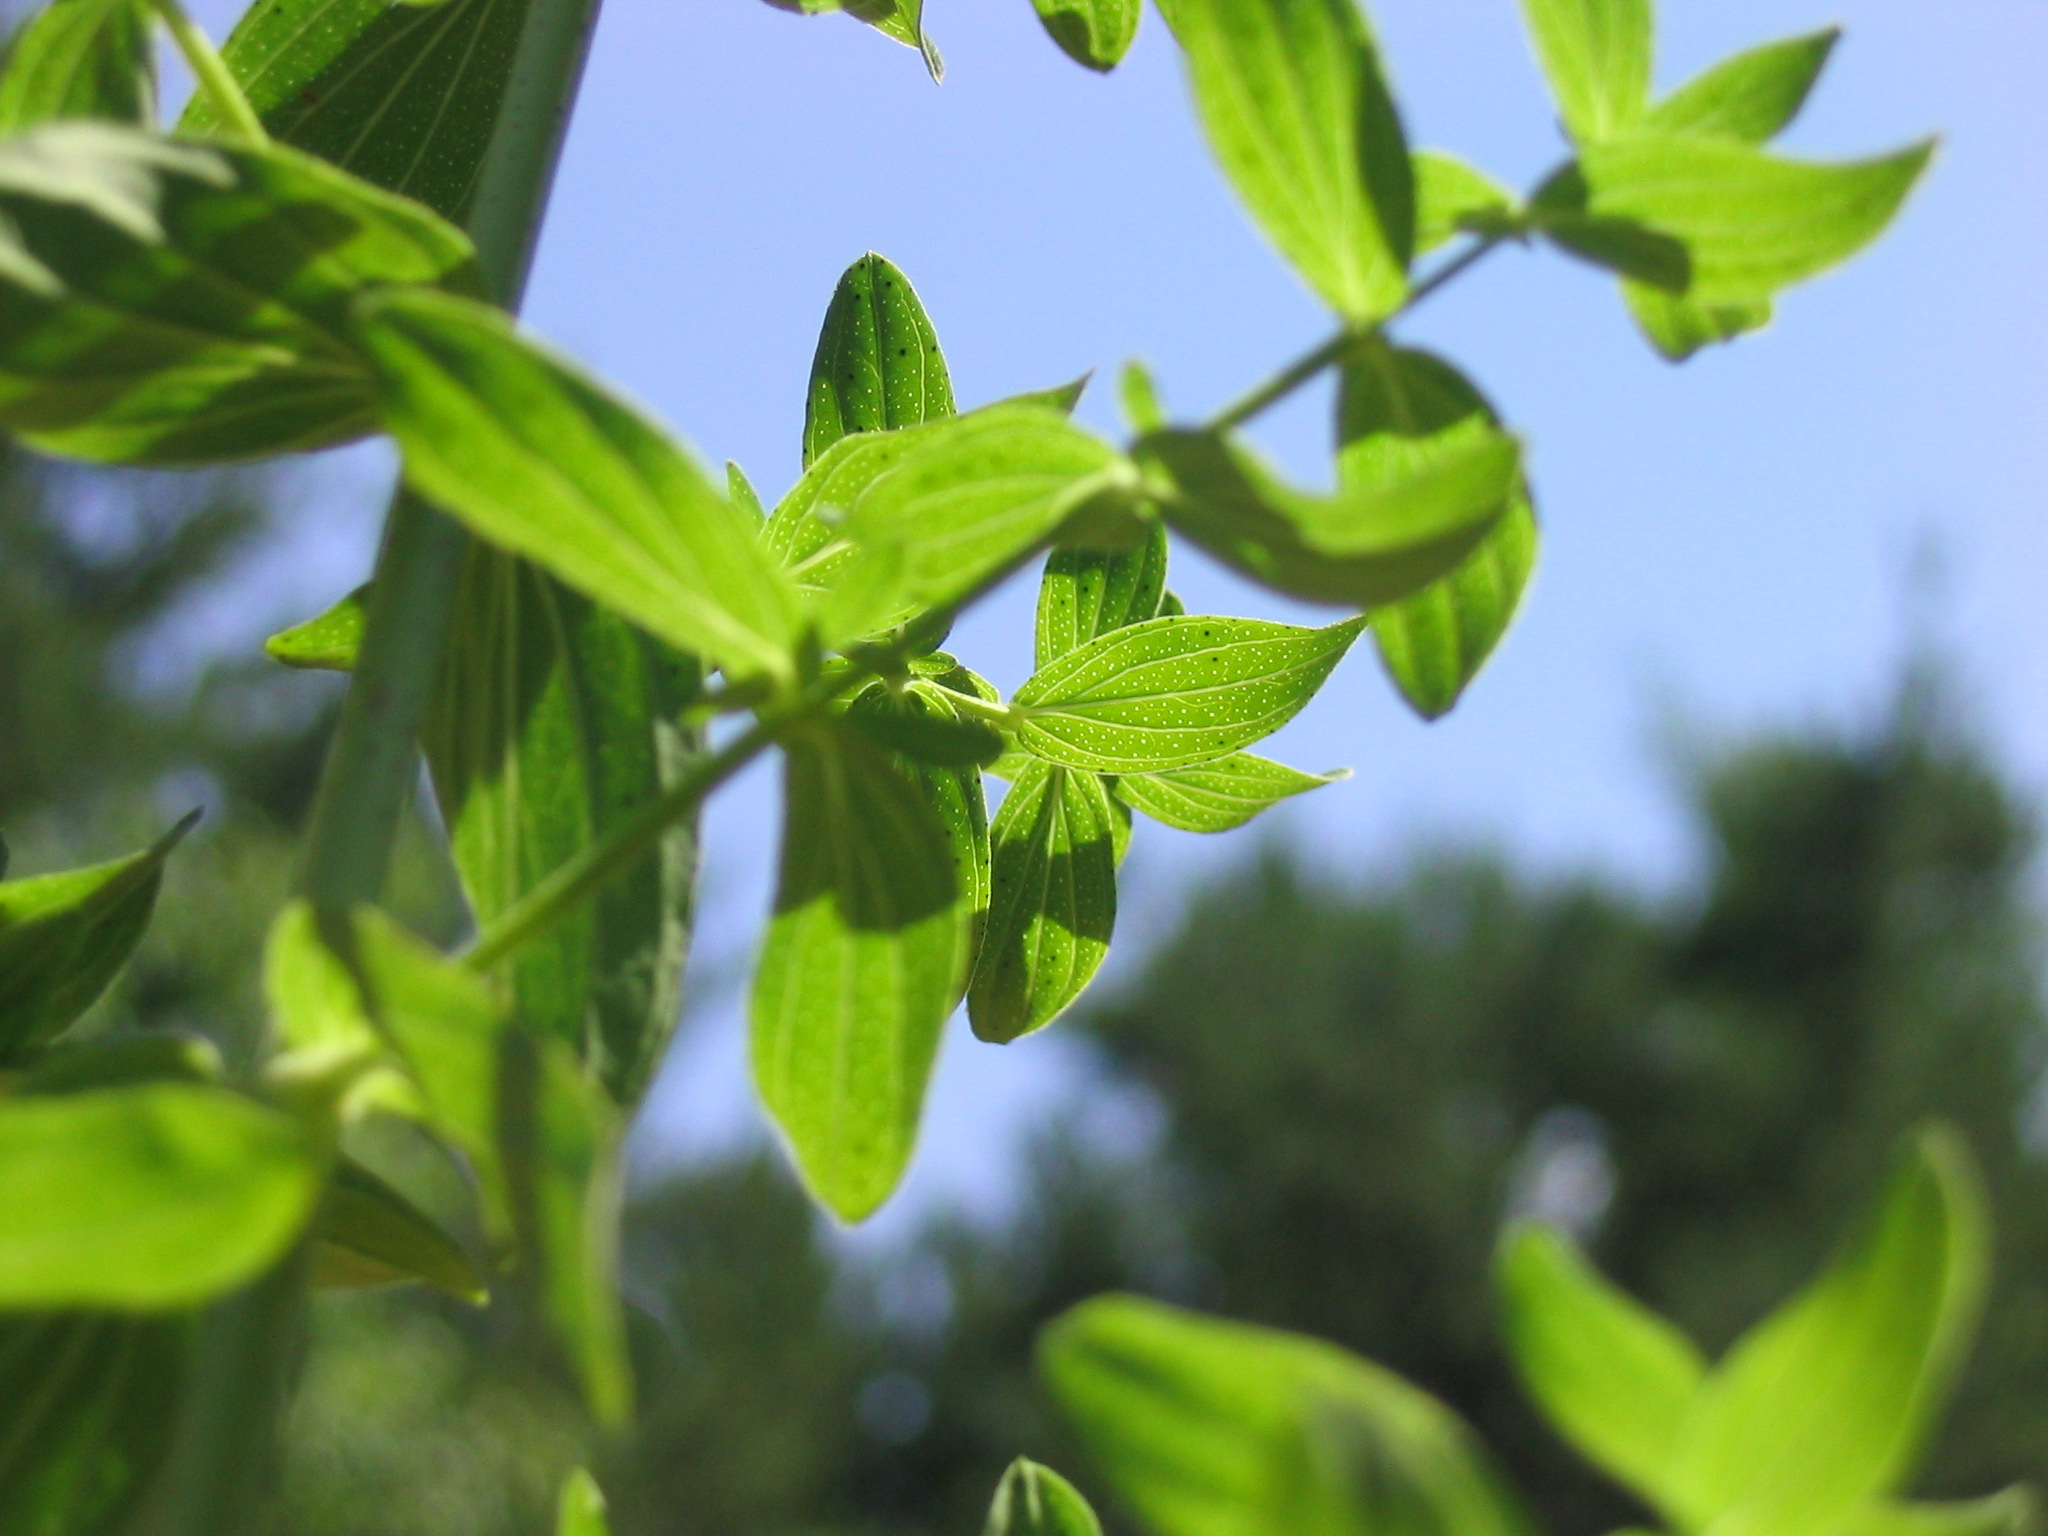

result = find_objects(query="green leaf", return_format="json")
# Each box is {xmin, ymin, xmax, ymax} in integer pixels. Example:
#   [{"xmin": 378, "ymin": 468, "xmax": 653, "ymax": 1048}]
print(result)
[
  {"xmin": 1141, "ymin": 426, "xmax": 1518, "ymax": 609},
  {"xmin": 1495, "ymin": 1223, "xmax": 1707, "ymax": 1514},
  {"xmin": 1647, "ymin": 28, "xmax": 1838, "ymax": 144},
  {"xmin": 0, "ymin": 124, "xmax": 482, "ymax": 467},
  {"xmin": 1041, "ymin": 1294, "xmax": 1533, "ymax": 1536},
  {"xmin": 0, "ymin": 0, "xmax": 155, "ymax": 134},
  {"xmin": 985, "ymin": 1457, "xmax": 1104, "ymax": 1536},
  {"xmin": 17, "ymin": 1031, "xmax": 223, "ymax": 1095},
  {"xmin": 1115, "ymin": 753, "xmax": 1346, "ymax": 834},
  {"xmin": 1413, "ymin": 150, "xmax": 1520, "ymax": 255},
  {"xmin": 849, "ymin": 688, "xmax": 1004, "ymax": 767},
  {"xmin": 752, "ymin": 719, "xmax": 962, "ymax": 1222},
  {"xmin": 1167, "ymin": 0, "xmax": 1414, "ymax": 321},
  {"xmin": 1119, "ymin": 359, "xmax": 1165, "ymax": 433},
  {"xmin": 557, "ymin": 1469, "xmax": 611, "ymax": 1536},
  {"xmin": 1032, "ymin": 0, "xmax": 1140, "ymax": 72},
  {"xmin": 355, "ymin": 287, "xmax": 803, "ymax": 682},
  {"xmin": 804, "ymin": 251, "xmax": 955, "ymax": 468},
  {"xmin": 728, "ymin": 461, "xmax": 766, "ymax": 521},
  {"xmin": 310, "ymin": 1153, "xmax": 486, "ymax": 1301},
  {"xmin": 424, "ymin": 548, "xmax": 703, "ymax": 1105},
  {"xmin": 1035, "ymin": 518, "xmax": 1168, "ymax": 669},
  {"xmin": 183, "ymin": 0, "xmax": 533, "ymax": 222},
  {"xmin": 0, "ymin": 811, "xmax": 197, "ymax": 1063},
  {"xmin": 1620, "ymin": 283, "xmax": 1774, "ymax": 363},
  {"xmin": 760, "ymin": 0, "xmax": 943, "ymax": 82},
  {"xmin": 968, "ymin": 757, "xmax": 1117, "ymax": 1044},
  {"xmin": 1517, "ymin": 0, "xmax": 1651, "ymax": 143},
  {"xmin": 0, "ymin": 1310, "xmax": 188, "ymax": 1536},
  {"xmin": 1000, "ymin": 372, "xmax": 1093, "ymax": 416},
  {"xmin": 1011, "ymin": 613, "xmax": 1363, "ymax": 776},
  {"xmin": 1821, "ymin": 1492, "xmax": 2042, "ymax": 1536},
  {"xmin": 267, "ymin": 582, "xmax": 368, "ymax": 670},
  {"xmin": 0, "ymin": 1083, "xmax": 321, "ymax": 1308},
  {"xmin": 1336, "ymin": 344, "xmax": 1534, "ymax": 717},
  {"xmin": 1664, "ymin": 1127, "xmax": 1990, "ymax": 1534}
]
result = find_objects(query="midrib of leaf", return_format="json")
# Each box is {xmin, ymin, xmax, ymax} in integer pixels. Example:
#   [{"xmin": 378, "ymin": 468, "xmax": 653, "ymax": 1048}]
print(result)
[
  {"xmin": 1030, "ymin": 640, "xmax": 1337, "ymax": 712},
  {"xmin": 1214, "ymin": 14, "xmax": 1348, "ymax": 300}
]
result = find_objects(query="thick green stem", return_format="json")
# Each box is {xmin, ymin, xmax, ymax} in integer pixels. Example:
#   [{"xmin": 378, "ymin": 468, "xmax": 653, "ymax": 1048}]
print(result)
[{"xmin": 149, "ymin": 0, "xmax": 269, "ymax": 146}]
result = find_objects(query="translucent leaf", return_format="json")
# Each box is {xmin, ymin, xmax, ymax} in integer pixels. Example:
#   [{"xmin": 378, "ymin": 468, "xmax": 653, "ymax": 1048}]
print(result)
[
  {"xmin": 752, "ymin": 720, "xmax": 962, "ymax": 1221},
  {"xmin": 0, "ymin": 1083, "xmax": 320, "ymax": 1308},
  {"xmin": 1647, "ymin": 28, "xmax": 1838, "ymax": 143},
  {"xmin": 1032, "ymin": 0, "xmax": 1140, "ymax": 72},
  {"xmin": 557, "ymin": 1469, "xmax": 611, "ymax": 1536},
  {"xmin": 0, "ymin": 811, "xmax": 196, "ymax": 1063},
  {"xmin": 1495, "ymin": 1223, "xmax": 1706, "ymax": 1515},
  {"xmin": 985, "ymin": 1457, "xmax": 1104, "ymax": 1536},
  {"xmin": 804, "ymin": 251, "xmax": 954, "ymax": 468},
  {"xmin": 310, "ymin": 1153, "xmax": 486, "ymax": 1301},
  {"xmin": 1119, "ymin": 359, "xmax": 1165, "ymax": 433},
  {"xmin": 968, "ymin": 757, "xmax": 1117, "ymax": 1044},
  {"xmin": 1011, "ymin": 613, "xmax": 1363, "ymax": 776},
  {"xmin": 1516, "ymin": 0, "xmax": 1651, "ymax": 143},
  {"xmin": 1036, "ymin": 518, "xmax": 1169, "ymax": 669},
  {"xmin": 356, "ymin": 287, "xmax": 803, "ymax": 682},
  {"xmin": 266, "ymin": 582, "xmax": 368, "ymax": 670},
  {"xmin": 0, "ymin": 0, "xmax": 155, "ymax": 133},
  {"xmin": 1167, "ymin": 0, "xmax": 1413, "ymax": 321},
  {"xmin": 1115, "ymin": 753, "xmax": 1346, "ymax": 834},
  {"xmin": 1041, "ymin": 1294, "xmax": 1534, "ymax": 1536},
  {"xmin": 759, "ymin": 0, "xmax": 942, "ymax": 82},
  {"xmin": 1413, "ymin": 150, "xmax": 1519, "ymax": 255},
  {"xmin": 0, "ymin": 124, "xmax": 481, "ymax": 466}
]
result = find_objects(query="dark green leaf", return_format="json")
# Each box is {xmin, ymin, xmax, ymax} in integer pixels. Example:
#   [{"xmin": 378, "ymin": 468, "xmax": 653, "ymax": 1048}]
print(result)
[
  {"xmin": 0, "ymin": 811, "xmax": 196, "ymax": 1063},
  {"xmin": 985, "ymin": 1457, "xmax": 1104, "ymax": 1536},
  {"xmin": 356, "ymin": 287, "xmax": 803, "ymax": 681},
  {"xmin": 849, "ymin": 690, "xmax": 1004, "ymax": 767},
  {"xmin": 17, "ymin": 1031, "xmax": 223, "ymax": 1094},
  {"xmin": 752, "ymin": 719, "xmax": 962, "ymax": 1221},
  {"xmin": 0, "ymin": 124, "xmax": 482, "ymax": 467},
  {"xmin": 1115, "ymin": 752, "xmax": 1346, "ymax": 834},
  {"xmin": 1167, "ymin": 0, "xmax": 1413, "ymax": 321},
  {"xmin": 968, "ymin": 757, "xmax": 1117, "ymax": 1043},
  {"xmin": 1141, "ymin": 425, "xmax": 1518, "ymax": 609},
  {"xmin": 267, "ymin": 582, "xmax": 368, "ymax": 670},
  {"xmin": 310, "ymin": 1153, "xmax": 486, "ymax": 1301},
  {"xmin": 1041, "ymin": 1294, "xmax": 1533, "ymax": 1536},
  {"xmin": 1012, "ymin": 613, "xmax": 1364, "ymax": 775},
  {"xmin": 0, "ymin": 1083, "xmax": 321, "ymax": 1307},
  {"xmin": 1035, "ymin": 518, "xmax": 1168, "ymax": 669},
  {"xmin": 1517, "ymin": 0, "xmax": 1651, "ymax": 143},
  {"xmin": 1032, "ymin": 0, "xmax": 1139, "ymax": 72},
  {"xmin": 759, "ymin": 0, "xmax": 942, "ymax": 82},
  {"xmin": 1413, "ymin": 150, "xmax": 1520, "ymax": 255},
  {"xmin": 804, "ymin": 251, "xmax": 954, "ymax": 468},
  {"xmin": 1647, "ymin": 28, "xmax": 1838, "ymax": 143},
  {"xmin": 0, "ymin": 0, "xmax": 155, "ymax": 134},
  {"xmin": 1824, "ymin": 1493, "xmax": 2041, "ymax": 1536}
]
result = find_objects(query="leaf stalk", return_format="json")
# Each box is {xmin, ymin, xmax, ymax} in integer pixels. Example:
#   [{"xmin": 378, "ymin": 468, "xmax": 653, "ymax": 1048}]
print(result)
[{"xmin": 148, "ymin": 0, "xmax": 269, "ymax": 147}]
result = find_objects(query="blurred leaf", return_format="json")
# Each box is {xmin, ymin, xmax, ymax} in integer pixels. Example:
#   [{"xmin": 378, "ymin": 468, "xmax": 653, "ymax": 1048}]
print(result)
[
  {"xmin": 0, "ymin": 1083, "xmax": 320, "ymax": 1307},
  {"xmin": 1647, "ymin": 28, "xmax": 1838, "ymax": 143},
  {"xmin": 309, "ymin": 1153, "xmax": 486, "ymax": 1301},
  {"xmin": 356, "ymin": 287, "xmax": 803, "ymax": 682},
  {"xmin": 1041, "ymin": 1294, "xmax": 1533, "ymax": 1536},
  {"xmin": 985, "ymin": 1457, "xmax": 1104, "ymax": 1536},
  {"xmin": 557, "ymin": 1469, "xmax": 611, "ymax": 1536},
  {"xmin": 752, "ymin": 720, "xmax": 961, "ymax": 1222},
  {"xmin": 1821, "ymin": 1492, "xmax": 2043, "ymax": 1536},
  {"xmin": 1000, "ymin": 372, "xmax": 1093, "ymax": 415},
  {"xmin": 0, "ymin": 811, "xmax": 197, "ymax": 1063},
  {"xmin": 1620, "ymin": 284, "xmax": 1774, "ymax": 362},
  {"xmin": 968, "ymin": 757, "xmax": 1117, "ymax": 1043},
  {"xmin": 1665, "ymin": 1127, "xmax": 1990, "ymax": 1533},
  {"xmin": 1119, "ymin": 359, "xmax": 1165, "ymax": 433},
  {"xmin": 759, "ymin": 0, "xmax": 942, "ymax": 81},
  {"xmin": 0, "ymin": 0, "xmax": 155, "ymax": 134},
  {"xmin": 804, "ymin": 251, "xmax": 954, "ymax": 468},
  {"xmin": 1337, "ymin": 344, "xmax": 1533, "ymax": 717},
  {"xmin": 1413, "ymin": 150, "xmax": 1519, "ymax": 255},
  {"xmin": 1036, "ymin": 519, "xmax": 1169, "ymax": 669},
  {"xmin": 1011, "ymin": 613, "xmax": 1363, "ymax": 776},
  {"xmin": 266, "ymin": 583, "xmax": 368, "ymax": 670},
  {"xmin": 1496, "ymin": 1222, "xmax": 1707, "ymax": 1514},
  {"xmin": 848, "ymin": 690, "xmax": 1004, "ymax": 767},
  {"xmin": 1167, "ymin": 0, "xmax": 1413, "ymax": 321},
  {"xmin": 0, "ymin": 124, "xmax": 481, "ymax": 466},
  {"xmin": 18, "ymin": 1031, "xmax": 223, "ymax": 1094},
  {"xmin": 1517, "ymin": 0, "xmax": 1651, "ymax": 143},
  {"xmin": 1141, "ymin": 426, "xmax": 1516, "ymax": 609},
  {"xmin": 1032, "ymin": 0, "xmax": 1139, "ymax": 72},
  {"xmin": 1116, "ymin": 753, "xmax": 1346, "ymax": 834}
]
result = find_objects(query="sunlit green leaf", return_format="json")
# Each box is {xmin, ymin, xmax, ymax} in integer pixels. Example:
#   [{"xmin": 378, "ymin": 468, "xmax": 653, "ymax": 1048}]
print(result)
[
  {"xmin": 1517, "ymin": 0, "xmax": 1651, "ymax": 143},
  {"xmin": 1011, "ymin": 613, "xmax": 1363, "ymax": 775},
  {"xmin": 1142, "ymin": 426, "xmax": 1517, "ymax": 609},
  {"xmin": 1647, "ymin": 28, "xmax": 1838, "ymax": 143},
  {"xmin": 0, "ymin": 0, "xmax": 154, "ymax": 133},
  {"xmin": 968, "ymin": 756, "xmax": 1117, "ymax": 1044},
  {"xmin": 752, "ymin": 719, "xmax": 961, "ymax": 1222},
  {"xmin": 1167, "ymin": 0, "xmax": 1413, "ymax": 321},
  {"xmin": 1041, "ymin": 1294, "xmax": 1533, "ymax": 1536},
  {"xmin": 1032, "ymin": 0, "xmax": 1139, "ymax": 72},
  {"xmin": 759, "ymin": 0, "xmax": 942, "ymax": 82},
  {"xmin": 0, "ymin": 812, "xmax": 196, "ymax": 1063},
  {"xmin": 267, "ymin": 582, "xmax": 368, "ymax": 670},
  {"xmin": 728, "ymin": 461, "xmax": 766, "ymax": 521},
  {"xmin": 1115, "ymin": 752, "xmax": 1345, "ymax": 834},
  {"xmin": 985, "ymin": 1457, "xmax": 1104, "ymax": 1536},
  {"xmin": 310, "ymin": 1153, "xmax": 486, "ymax": 1301},
  {"xmin": 0, "ymin": 124, "xmax": 481, "ymax": 467},
  {"xmin": 1036, "ymin": 518, "xmax": 1168, "ymax": 669},
  {"xmin": 1496, "ymin": 1223, "xmax": 1707, "ymax": 1514},
  {"xmin": 1119, "ymin": 359, "xmax": 1164, "ymax": 433},
  {"xmin": 557, "ymin": 1469, "xmax": 611, "ymax": 1536},
  {"xmin": 1000, "ymin": 372, "xmax": 1092, "ymax": 416},
  {"xmin": 1413, "ymin": 150, "xmax": 1520, "ymax": 255},
  {"xmin": 804, "ymin": 251, "xmax": 954, "ymax": 468},
  {"xmin": 1620, "ymin": 284, "xmax": 1774, "ymax": 362},
  {"xmin": 0, "ymin": 1083, "xmax": 321, "ymax": 1308},
  {"xmin": 356, "ymin": 287, "xmax": 803, "ymax": 682}
]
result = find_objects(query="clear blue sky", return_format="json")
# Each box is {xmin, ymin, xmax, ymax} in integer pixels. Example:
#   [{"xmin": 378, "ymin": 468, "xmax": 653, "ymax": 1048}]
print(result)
[{"xmin": 188, "ymin": 0, "xmax": 2048, "ymax": 1233}]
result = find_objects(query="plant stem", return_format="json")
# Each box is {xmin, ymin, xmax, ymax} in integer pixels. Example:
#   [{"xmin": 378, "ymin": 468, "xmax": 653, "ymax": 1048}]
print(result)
[
  {"xmin": 149, "ymin": 0, "xmax": 268, "ymax": 147},
  {"xmin": 935, "ymin": 685, "xmax": 1024, "ymax": 729}
]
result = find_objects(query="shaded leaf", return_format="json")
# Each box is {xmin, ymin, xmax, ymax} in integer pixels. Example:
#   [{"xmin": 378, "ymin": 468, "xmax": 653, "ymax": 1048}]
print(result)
[
  {"xmin": 985, "ymin": 1457, "xmax": 1104, "ymax": 1536},
  {"xmin": 1115, "ymin": 753, "xmax": 1346, "ymax": 834},
  {"xmin": 1032, "ymin": 0, "xmax": 1139, "ymax": 72},
  {"xmin": 1822, "ymin": 1492, "xmax": 2042, "ymax": 1536},
  {"xmin": 848, "ymin": 690, "xmax": 1004, "ymax": 767},
  {"xmin": 309, "ymin": 1153, "xmax": 486, "ymax": 1300},
  {"xmin": 18, "ymin": 1031, "xmax": 222, "ymax": 1095},
  {"xmin": 1517, "ymin": 0, "xmax": 1651, "ymax": 143},
  {"xmin": 267, "ymin": 582, "xmax": 368, "ymax": 670},
  {"xmin": 0, "ymin": 0, "xmax": 155, "ymax": 134},
  {"xmin": 1413, "ymin": 150, "xmax": 1519, "ymax": 255},
  {"xmin": 1647, "ymin": 28, "xmax": 1838, "ymax": 143},
  {"xmin": 1036, "ymin": 518, "xmax": 1168, "ymax": 669},
  {"xmin": 804, "ymin": 251, "xmax": 954, "ymax": 468}
]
